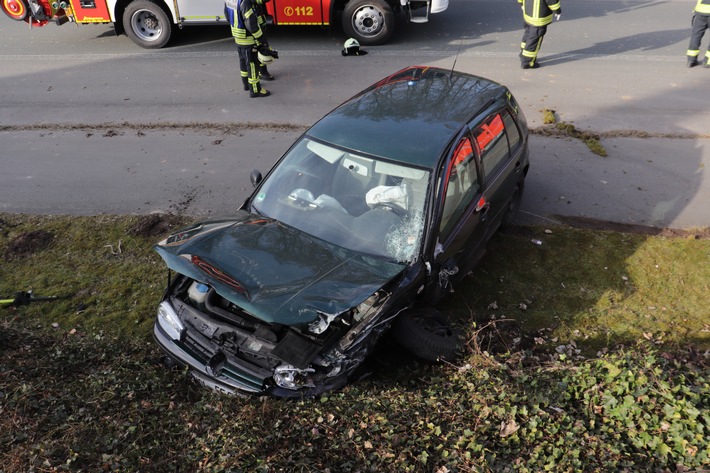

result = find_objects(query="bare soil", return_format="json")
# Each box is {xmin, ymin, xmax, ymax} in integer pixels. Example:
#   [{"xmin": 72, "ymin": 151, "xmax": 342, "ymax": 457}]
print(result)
[
  {"xmin": 3, "ymin": 230, "xmax": 54, "ymax": 260},
  {"xmin": 127, "ymin": 213, "xmax": 191, "ymax": 238}
]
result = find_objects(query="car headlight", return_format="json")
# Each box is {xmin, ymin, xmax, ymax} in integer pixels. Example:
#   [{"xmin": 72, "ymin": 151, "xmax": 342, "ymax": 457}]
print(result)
[
  {"xmin": 273, "ymin": 364, "xmax": 316, "ymax": 390},
  {"xmin": 157, "ymin": 301, "xmax": 185, "ymax": 340}
]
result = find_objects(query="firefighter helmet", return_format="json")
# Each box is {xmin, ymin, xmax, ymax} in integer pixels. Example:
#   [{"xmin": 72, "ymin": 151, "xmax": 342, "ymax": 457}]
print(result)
[
  {"xmin": 342, "ymin": 38, "xmax": 360, "ymax": 56},
  {"xmin": 258, "ymin": 51, "xmax": 275, "ymax": 65}
]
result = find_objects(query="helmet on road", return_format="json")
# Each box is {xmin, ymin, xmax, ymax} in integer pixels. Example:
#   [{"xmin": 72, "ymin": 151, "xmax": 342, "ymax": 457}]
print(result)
[{"xmin": 342, "ymin": 38, "xmax": 360, "ymax": 56}]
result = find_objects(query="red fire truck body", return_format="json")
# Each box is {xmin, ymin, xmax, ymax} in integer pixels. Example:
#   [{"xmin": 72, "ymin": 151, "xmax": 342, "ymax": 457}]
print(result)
[{"xmin": 1, "ymin": 0, "xmax": 448, "ymax": 48}]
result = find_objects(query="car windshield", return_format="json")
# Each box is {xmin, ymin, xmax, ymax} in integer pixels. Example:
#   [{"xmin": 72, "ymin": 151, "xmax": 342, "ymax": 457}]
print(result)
[{"xmin": 251, "ymin": 137, "xmax": 430, "ymax": 263}]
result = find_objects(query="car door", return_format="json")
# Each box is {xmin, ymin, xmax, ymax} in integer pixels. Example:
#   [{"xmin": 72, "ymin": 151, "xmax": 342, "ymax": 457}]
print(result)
[
  {"xmin": 473, "ymin": 108, "xmax": 525, "ymax": 241},
  {"xmin": 427, "ymin": 131, "xmax": 489, "ymax": 297}
]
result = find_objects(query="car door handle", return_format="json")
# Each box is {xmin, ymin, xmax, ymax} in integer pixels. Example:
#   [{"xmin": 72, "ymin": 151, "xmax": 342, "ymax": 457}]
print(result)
[{"xmin": 475, "ymin": 197, "xmax": 490, "ymax": 214}]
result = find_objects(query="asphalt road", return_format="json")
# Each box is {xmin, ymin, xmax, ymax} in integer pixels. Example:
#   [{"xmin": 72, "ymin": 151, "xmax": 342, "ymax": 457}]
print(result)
[{"xmin": 1, "ymin": 0, "xmax": 708, "ymax": 228}]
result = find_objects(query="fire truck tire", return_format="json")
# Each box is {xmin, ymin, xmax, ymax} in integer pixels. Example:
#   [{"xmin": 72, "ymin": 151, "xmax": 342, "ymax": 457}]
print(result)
[
  {"xmin": 1, "ymin": 0, "xmax": 29, "ymax": 21},
  {"xmin": 342, "ymin": 0, "xmax": 394, "ymax": 46},
  {"xmin": 122, "ymin": 0, "xmax": 172, "ymax": 49}
]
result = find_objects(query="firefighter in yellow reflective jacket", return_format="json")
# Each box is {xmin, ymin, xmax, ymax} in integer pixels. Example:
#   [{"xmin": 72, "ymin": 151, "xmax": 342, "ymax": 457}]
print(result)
[
  {"xmin": 255, "ymin": 0, "xmax": 275, "ymax": 81},
  {"xmin": 518, "ymin": 0, "xmax": 561, "ymax": 69},
  {"xmin": 225, "ymin": 0, "xmax": 278, "ymax": 97},
  {"xmin": 687, "ymin": 0, "xmax": 710, "ymax": 68}
]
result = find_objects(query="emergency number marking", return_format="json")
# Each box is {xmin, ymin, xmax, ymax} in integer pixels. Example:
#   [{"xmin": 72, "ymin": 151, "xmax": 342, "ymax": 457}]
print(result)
[{"xmin": 284, "ymin": 6, "xmax": 313, "ymax": 16}]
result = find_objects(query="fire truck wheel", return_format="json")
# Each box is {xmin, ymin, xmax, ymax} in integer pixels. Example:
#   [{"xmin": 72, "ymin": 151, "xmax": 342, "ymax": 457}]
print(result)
[
  {"xmin": 342, "ymin": 0, "xmax": 394, "ymax": 46},
  {"xmin": 1, "ymin": 0, "xmax": 29, "ymax": 21},
  {"xmin": 122, "ymin": 0, "xmax": 172, "ymax": 49}
]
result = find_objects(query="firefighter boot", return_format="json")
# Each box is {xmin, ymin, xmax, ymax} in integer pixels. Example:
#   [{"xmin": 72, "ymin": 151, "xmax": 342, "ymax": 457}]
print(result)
[
  {"xmin": 687, "ymin": 57, "xmax": 699, "ymax": 68},
  {"xmin": 260, "ymin": 65, "xmax": 275, "ymax": 81},
  {"xmin": 521, "ymin": 61, "xmax": 539, "ymax": 70},
  {"xmin": 242, "ymin": 77, "xmax": 250, "ymax": 91},
  {"xmin": 250, "ymin": 88, "xmax": 271, "ymax": 98}
]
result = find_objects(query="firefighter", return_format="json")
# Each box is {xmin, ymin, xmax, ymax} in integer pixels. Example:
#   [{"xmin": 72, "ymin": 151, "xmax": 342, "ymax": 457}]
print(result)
[
  {"xmin": 224, "ymin": 0, "xmax": 277, "ymax": 97},
  {"xmin": 255, "ymin": 0, "xmax": 274, "ymax": 81},
  {"xmin": 687, "ymin": 0, "xmax": 710, "ymax": 68},
  {"xmin": 518, "ymin": 0, "xmax": 561, "ymax": 69}
]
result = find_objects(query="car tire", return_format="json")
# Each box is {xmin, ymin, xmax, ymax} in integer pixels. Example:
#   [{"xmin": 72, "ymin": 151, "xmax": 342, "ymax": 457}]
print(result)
[
  {"xmin": 391, "ymin": 308, "xmax": 462, "ymax": 362},
  {"xmin": 501, "ymin": 177, "xmax": 525, "ymax": 229},
  {"xmin": 342, "ymin": 0, "xmax": 394, "ymax": 46},
  {"xmin": 122, "ymin": 0, "xmax": 172, "ymax": 49}
]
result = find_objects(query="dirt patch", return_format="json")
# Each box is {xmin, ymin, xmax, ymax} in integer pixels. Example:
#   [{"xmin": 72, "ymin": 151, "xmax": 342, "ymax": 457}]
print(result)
[
  {"xmin": 531, "ymin": 126, "xmax": 706, "ymax": 140},
  {"xmin": 127, "ymin": 214, "xmax": 190, "ymax": 238},
  {"xmin": 4, "ymin": 230, "xmax": 54, "ymax": 259},
  {"xmin": 0, "ymin": 122, "xmax": 309, "ymax": 135}
]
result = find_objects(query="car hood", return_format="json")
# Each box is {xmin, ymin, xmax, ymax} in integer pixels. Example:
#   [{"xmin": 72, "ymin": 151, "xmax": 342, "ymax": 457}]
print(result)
[{"xmin": 155, "ymin": 211, "xmax": 406, "ymax": 326}]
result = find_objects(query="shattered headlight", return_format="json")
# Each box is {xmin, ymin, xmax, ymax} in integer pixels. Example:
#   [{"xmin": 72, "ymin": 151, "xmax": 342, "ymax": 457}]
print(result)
[
  {"xmin": 273, "ymin": 364, "xmax": 316, "ymax": 390},
  {"xmin": 157, "ymin": 301, "xmax": 185, "ymax": 340}
]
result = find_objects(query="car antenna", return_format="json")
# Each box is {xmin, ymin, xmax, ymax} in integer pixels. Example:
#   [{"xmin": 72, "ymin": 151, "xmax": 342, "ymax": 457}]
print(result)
[{"xmin": 450, "ymin": 37, "xmax": 465, "ymax": 78}]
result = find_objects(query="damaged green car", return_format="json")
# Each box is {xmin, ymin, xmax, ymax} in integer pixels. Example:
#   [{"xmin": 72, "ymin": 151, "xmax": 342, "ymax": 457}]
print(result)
[{"xmin": 153, "ymin": 66, "xmax": 530, "ymax": 397}]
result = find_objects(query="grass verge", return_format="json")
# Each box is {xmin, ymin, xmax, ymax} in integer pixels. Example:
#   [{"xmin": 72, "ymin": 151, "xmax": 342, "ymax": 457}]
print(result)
[{"xmin": 1, "ymin": 213, "xmax": 708, "ymax": 472}]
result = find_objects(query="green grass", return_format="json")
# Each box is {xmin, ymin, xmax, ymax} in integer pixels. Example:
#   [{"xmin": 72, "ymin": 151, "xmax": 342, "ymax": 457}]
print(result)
[
  {"xmin": 441, "ymin": 227, "xmax": 710, "ymax": 353},
  {"xmin": 1, "ymin": 213, "xmax": 709, "ymax": 472}
]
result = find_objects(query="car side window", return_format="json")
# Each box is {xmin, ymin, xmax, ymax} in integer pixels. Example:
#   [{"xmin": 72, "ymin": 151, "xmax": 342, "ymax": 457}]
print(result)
[
  {"xmin": 502, "ymin": 110, "xmax": 521, "ymax": 155},
  {"xmin": 439, "ymin": 137, "xmax": 480, "ymax": 239},
  {"xmin": 475, "ymin": 113, "xmax": 510, "ymax": 182}
]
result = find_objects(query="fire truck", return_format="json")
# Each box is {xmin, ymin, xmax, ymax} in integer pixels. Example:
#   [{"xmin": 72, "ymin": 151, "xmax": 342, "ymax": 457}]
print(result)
[{"xmin": 1, "ymin": 0, "xmax": 448, "ymax": 48}]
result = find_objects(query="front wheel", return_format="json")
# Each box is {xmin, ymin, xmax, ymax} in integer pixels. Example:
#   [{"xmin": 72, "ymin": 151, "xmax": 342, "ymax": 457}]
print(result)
[
  {"xmin": 391, "ymin": 308, "xmax": 462, "ymax": 362},
  {"xmin": 342, "ymin": 0, "xmax": 394, "ymax": 46},
  {"xmin": 122, "ymin": 0, "xmax": 172, "ymax": 49},
  {"xmin": 1, "ymin": 0, "xmax": 29, "ymax": 21}
]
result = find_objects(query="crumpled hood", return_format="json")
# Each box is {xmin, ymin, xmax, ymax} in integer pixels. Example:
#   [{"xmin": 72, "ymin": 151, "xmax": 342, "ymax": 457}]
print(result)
[{"xmin": 155, "ymin": 211, "xmax": 405, "ymax": 326}]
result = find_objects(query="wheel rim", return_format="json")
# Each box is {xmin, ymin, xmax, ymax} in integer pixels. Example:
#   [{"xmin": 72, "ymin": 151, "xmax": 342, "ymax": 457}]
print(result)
[
  {"xmin": 2, "ymin": 0, "xmax": 28, "ymax": 20},
  {"xmin": 130, "ymin": 9, "xmax": 163, "ymax": 42},
  {"xmin": 350, "ymin": 4, "xmax": 384, "ymax": 38}
]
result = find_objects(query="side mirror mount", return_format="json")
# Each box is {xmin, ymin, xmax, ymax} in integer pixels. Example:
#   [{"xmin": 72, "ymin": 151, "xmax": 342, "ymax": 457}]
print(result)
[{"xmin": 250, "ymin": 169, "xmax": 263, "ymax": 187}]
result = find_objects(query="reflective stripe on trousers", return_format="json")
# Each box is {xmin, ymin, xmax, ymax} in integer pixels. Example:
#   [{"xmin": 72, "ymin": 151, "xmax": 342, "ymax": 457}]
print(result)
[{"xmin": 521, "ymin": 24, "xmax": 547, "ymax": 65}]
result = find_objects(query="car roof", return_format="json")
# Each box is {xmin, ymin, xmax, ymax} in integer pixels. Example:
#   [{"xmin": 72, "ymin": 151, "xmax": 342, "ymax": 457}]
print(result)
[{"xmin": 307, "ymin": 66, "xmax": 507, "ymax": 169}]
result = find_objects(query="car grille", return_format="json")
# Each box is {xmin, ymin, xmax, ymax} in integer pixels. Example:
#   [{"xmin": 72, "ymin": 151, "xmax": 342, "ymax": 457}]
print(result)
[{"xmin": 178, "ymin": 330, "xmax": 267, "ymax": 393}]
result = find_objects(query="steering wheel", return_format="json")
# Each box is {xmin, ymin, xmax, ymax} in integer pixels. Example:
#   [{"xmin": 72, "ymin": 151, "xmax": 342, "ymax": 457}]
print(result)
[
  {"xmin": 287, "ymin": 188, "xmax": 319, "ymax": 210},
  {"xmin": 372, "ymin": 202, "xmax": 407, "ymax": 218}
]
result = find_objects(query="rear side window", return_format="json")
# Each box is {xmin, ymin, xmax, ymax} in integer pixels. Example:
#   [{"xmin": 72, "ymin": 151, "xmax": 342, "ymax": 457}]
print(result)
[
  {"xmin": 502, "ymin": 111, "xmax": 521, "ymax": 154},
  {"xmin": 475, "ymin": 113, "xmax": 509, "ymax": 181}
]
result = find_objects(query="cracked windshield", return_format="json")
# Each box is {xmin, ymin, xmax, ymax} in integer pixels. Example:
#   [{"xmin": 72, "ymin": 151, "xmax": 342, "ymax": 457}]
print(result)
[{"xmin": 252, "ymin": 137, "xmax": 430, "ymax": 262}]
